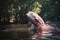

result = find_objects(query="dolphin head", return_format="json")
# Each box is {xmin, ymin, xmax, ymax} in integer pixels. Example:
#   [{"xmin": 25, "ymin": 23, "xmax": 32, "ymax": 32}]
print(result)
[
  {"xmin": 26, "ymin": 11, "xmax": 40, "ymax": 24},
  {"xmin": 26, "ymin": 11, "xmax": 45, "ymax": 25},
  {"xmin": 26, "ymin": 11, "xmax": 36, "ymax": 21}
]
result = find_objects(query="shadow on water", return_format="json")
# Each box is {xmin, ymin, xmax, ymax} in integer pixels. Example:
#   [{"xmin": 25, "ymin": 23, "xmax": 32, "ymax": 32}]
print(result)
[
  {"xmin": 0, "ymin": 23, "xmax": 60, "ymax": 40},
  {"xmin": 0, "ymin": 24, "xmax": 31, "ymax": 40}
]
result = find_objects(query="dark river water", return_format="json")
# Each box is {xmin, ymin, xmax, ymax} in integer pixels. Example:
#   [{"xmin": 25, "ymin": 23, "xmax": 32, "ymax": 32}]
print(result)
[{"xmin": 0, "ymin": 23, "xmax": 60, "ymax": 40}]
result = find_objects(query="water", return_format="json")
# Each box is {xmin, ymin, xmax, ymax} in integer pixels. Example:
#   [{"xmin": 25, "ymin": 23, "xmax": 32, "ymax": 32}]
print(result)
[
  {"xmin": 0, "ymin": 23, "xmax": 60, "ymax": 40},
  {"xmin": 31, "ymin": 23, "xmax": 60, "ymax": 40}
]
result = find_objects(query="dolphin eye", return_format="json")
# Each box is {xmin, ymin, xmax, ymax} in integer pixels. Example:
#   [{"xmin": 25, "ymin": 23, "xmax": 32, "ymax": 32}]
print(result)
[{"xmin": 30, "ymin": 13, "xmax": 33, "ymax": 15}]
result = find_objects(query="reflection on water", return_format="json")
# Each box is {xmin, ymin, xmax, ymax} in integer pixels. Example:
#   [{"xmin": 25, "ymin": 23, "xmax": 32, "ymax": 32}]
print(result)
[{"xmin": 0, "ymin": 23, "xmax": 60, "ymax": 40}]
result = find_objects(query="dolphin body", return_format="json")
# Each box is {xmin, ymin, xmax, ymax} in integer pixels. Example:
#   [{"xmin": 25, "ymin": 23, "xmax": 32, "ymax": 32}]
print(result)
[
  {"xmin": 26, "ymin": 11, "xmax": 55, "ymax": 39},
  {"xmin": 26, "ymin": 11, "xmax": 54, "ymax": 33}
]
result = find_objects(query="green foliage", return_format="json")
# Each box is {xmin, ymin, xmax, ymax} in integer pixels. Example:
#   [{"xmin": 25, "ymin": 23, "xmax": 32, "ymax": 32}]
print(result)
[
  {"xmin": 40, "ymin": 0, "xmax": 59, "ymax": 21},
  {"xmin": 31, "ymin": 2, "xmax": 42, "ymax": 14},
  {"xmin": 7, "ymin": 0, "xmax": 43, "ymax": 23},
  {"xmin": 0, "ymin": 0, "xmax": 60, "ymax": 23}
]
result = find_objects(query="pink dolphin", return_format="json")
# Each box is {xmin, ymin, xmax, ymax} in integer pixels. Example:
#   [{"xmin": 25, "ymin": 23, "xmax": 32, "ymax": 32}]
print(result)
[{"xmin": 26, "ymin": 11, "xmax": 54, "ymax": 39}]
